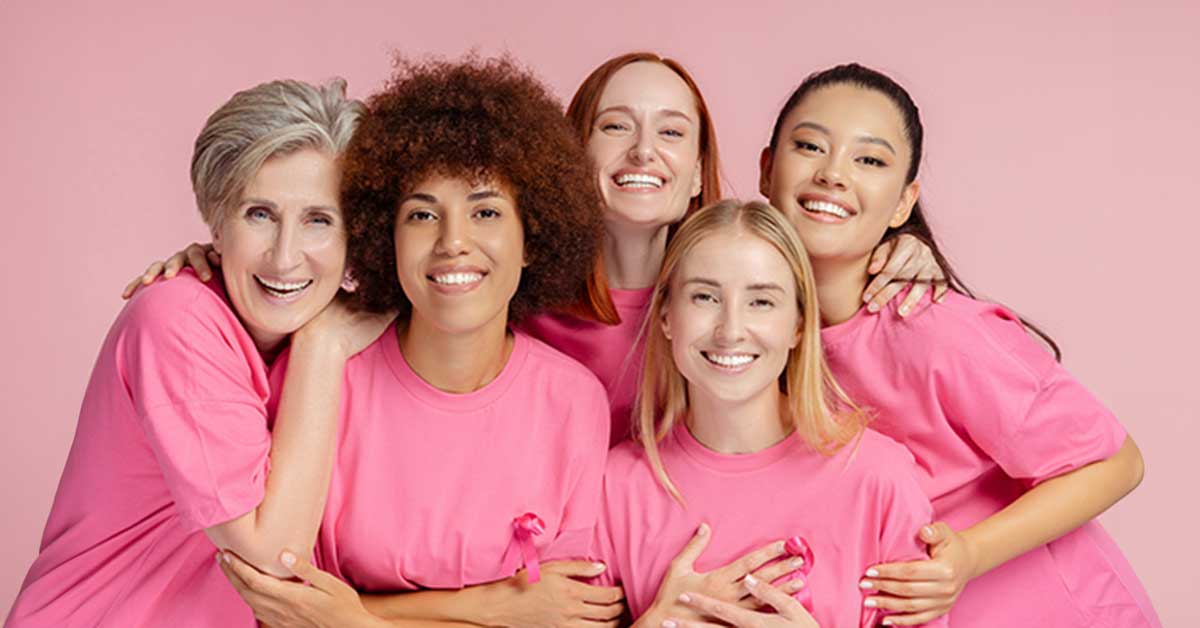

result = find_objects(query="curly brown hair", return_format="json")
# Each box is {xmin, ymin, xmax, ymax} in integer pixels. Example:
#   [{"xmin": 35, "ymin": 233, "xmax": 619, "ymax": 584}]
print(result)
[{"xmin": 341, "ymin": 55, "xmax": 603, "ymax": 323}]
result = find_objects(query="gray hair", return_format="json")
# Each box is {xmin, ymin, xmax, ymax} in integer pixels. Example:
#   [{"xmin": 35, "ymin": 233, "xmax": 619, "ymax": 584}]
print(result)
[{"xmin": 191, "ymin": 78, "xmax": 363, "ymax": 229}]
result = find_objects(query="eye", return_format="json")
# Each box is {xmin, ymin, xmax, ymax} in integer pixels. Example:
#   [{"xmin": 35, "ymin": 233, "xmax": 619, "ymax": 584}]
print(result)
[
  {"xmin": 600, "ymin": 121, "xmax": 630, "ymax": 133},
  {"xmin": 792, "ymin": 140, "xmax": 822, "ymax": 153},
  {"xmin": 661, "ymin": 128, "xmax": 685, "ymax": 139},
  {"xmin": 858, "ymin": 155, "xmax": 888, "ymax": 167},
  {"xmin": 406, "ymin": 209, "xmax": 437, "ymax": 222},
  {"xmin": 750, "ymin": 297, "xmax": 776, "ymax": 309},
  {"xmin": 308, "ymin": 212, "xmax": 335, "ymax": 226},
  {"xmin": 690, "ymin": 291, "xmax": 718, "ymax": 305},
  {"xmin": 246, "ymin": 206, "xmax": 272, "ymax": 221},
  {"xmin": 474, "ymin": 207, "xmax": 501, "ymax": 220}
]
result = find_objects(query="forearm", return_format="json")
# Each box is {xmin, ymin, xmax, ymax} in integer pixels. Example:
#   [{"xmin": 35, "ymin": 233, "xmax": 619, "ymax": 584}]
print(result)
[
  {"xmin": 362, "ymin": 583, "xmax": 501, "ymax": 626},
  {"xmin": 207, "ymin": 331, "xmax": 347, "ymax": 576},
  {"xmin": 962, "ymin": 436, "xmax": 1144, "ymax": 577}
]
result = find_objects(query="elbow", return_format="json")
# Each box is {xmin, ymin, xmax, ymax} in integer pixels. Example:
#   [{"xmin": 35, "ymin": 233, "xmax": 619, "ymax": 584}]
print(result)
[
  {"xmin": 205, "ymin": 518, "xmax": 310, "ymax": 578},
  {"xmin": 1118, "ymin": 436, "xmax": 1145, "ymax": 496}
]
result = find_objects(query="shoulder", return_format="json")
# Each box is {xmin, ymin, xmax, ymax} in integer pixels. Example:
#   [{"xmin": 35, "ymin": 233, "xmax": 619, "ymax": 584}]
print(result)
[
  {"xmin": 118, "ymin": 270, "xmax": 241, "ymax": 342},
  {"xmin": 517, "ymin": 330, "xmax": 608, "ymax": 396},
  {"xmin": 843, "ymin": 428, "xmax": 919, "ymax": 474}
]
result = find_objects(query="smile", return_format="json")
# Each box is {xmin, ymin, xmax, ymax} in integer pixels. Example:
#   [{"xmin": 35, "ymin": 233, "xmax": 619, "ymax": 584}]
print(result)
[
  {"xmin": 701, "ymin": 351, "xmax": 758, "ymax": 370},
  {"xmin": 254, "ymin": 275, "xmax": 312, "ymax": 299},
  {"xmin": 427, "ymin": 268, "xmax": 487, "ymax": 293},
  {"xmin": 801, "ymin": 199, "xmax": 853, "ymax": 219},
  {"xmin": 614, "ymin": 172, "xmax": 664, "ymax": 189}
]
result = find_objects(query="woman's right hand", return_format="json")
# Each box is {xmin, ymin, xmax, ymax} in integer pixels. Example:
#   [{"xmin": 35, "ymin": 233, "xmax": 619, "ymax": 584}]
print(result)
[
  {"xmin": 636, "ymin": 524, "xmax": 807, "ymax": 627},
  {"xmin": 485, "ymin": 560, "xmax": 626, "ymax": 628},
  {"xmin": 121, "ymin": 242, "xmax": 220, "ymax": 299},
  {"xmin": 666, "ymin": 574, "xmax": 820, "ymax": 628},
  {"xmin": 294, "ymin": 299, "xmax": 396, "ymax": 362}
]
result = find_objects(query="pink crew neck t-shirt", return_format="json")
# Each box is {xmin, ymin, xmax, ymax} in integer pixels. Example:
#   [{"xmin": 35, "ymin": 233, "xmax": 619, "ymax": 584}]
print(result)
[
  {"xmin": 521, "ymin": 286, "xmax": 652, "ymax": 447},
  {"xmin": 7, "ymin": 271, "xmax": 269, "ymax": 628},
  {"xmin": 821, "ymin": 292, "xmax": 1160, "ymax": 627},
  {"xmin": 310, "ymin": 325, "xmax": 610, "ymax": 591},
  {"xmin": 595, "ymin": 424, "xmax": 946, "ymax": 628}
]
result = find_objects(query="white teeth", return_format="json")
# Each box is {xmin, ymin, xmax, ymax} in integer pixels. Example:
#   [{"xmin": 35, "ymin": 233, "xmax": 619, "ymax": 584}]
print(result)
[
  {"xmin": 255, "ymin": 276, "xmax": 312, "ymax": 294},
  {"xmin": 802, "ymin": 200, "xmax": 851, "ymax": 218},
  {"xmin": 704, "ymin": 352, "xmax": 756, "ymax": 367},
  {"xmin": 615, "ymin": 173, "xmax": 664, "ymax": 188},
  {"xmin": 432, "ymin": 272, "xmax": 483, "ymax": 286}
]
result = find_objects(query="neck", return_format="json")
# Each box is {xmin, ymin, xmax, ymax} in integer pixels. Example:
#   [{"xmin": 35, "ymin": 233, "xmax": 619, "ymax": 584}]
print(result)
[
  {"xmin": 603, "ymin": 222, "xmax": 670, "ymax": 290},
  {"xmin": 685, "ymin": 385, "xmax": 790, "ymax": 455},
  {"xmin": 812, "ymin": 254, "xmax": 871, "ymax": 326},
  {"xmin": 399, "ymin": 311, "xmax": 512, "ymax": 393}
]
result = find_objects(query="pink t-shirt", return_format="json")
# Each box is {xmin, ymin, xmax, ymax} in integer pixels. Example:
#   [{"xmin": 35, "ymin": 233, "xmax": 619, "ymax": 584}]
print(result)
[
  {"xmin": 310, "ymin": 326, "xmax": 610, "ymax": 591},
  {"xmin": 6, "ymin": 271, "xmax": 268, "ymax": 628},
  {"xmin": 595, "ymin": 423, "xmax": 946, "ymax": 628},
  {"xmin": 821, "ymin": 292, "xmax": 1161, "ymax": 627},
  {"xmin": 521, "ymin": 287, "xmax": 652, "ymax": 447}
]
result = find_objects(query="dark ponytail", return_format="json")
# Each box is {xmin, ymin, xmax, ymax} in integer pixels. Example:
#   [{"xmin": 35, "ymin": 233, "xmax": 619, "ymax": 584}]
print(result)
[{"xmin": 768, "ymin": 63, "xmax": 1061, "ymax": 360}]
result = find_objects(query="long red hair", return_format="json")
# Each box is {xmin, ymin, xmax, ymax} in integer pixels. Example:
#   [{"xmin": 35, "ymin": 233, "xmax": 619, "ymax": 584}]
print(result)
[{"xmin": 565, "ymin": 52, "xmax": 723, "ymax": 324}]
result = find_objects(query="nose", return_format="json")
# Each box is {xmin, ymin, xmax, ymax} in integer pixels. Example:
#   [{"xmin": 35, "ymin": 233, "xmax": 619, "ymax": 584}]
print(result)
[
  {"xmin": 814, "ymin": 155, "xmax": 848, "ymax": 190},
  {"xmin": 713, "ymin": 301, "xmax": 746, "ymax": 345},
  {"xmin": 434, "ymin": 212, "xmax": 470, "ymax": 257},
  {"xmin": 268, "ymin": 221, "xmax": 302, "ymax": 271},
  {"xmin": 627, "ymin": 124, "xmax": 656, "ymax": 164}
]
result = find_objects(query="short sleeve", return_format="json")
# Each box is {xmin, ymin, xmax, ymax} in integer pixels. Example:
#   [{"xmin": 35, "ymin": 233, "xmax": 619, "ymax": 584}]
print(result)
[
  {"xmin": 871, "ymin": 456, "xmax": 947, "ymax": 627},
  {"xmin": 587, "ymin": 485, "xmax": 620, "ymax": 587},
  {"xmin": 120, "ymin": 280, "xmax": 272, "ymax": 532},
  {"xmin": 936, "ymin": 307, "xmax": 1127, "ymax": 486},
  {"xmin": 543, "ymin": 375, "xmax": 611, "ymax": 562}
]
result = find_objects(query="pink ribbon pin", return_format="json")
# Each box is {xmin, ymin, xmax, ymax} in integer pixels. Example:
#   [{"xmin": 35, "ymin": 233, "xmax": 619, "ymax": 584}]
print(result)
[
  {"xmin": 784, "ymin": 535, "xmax": 816, "ymax": 614},
  {"xmin": 512, "ymin": 513, "xmax": 546, "ymax": 583}
]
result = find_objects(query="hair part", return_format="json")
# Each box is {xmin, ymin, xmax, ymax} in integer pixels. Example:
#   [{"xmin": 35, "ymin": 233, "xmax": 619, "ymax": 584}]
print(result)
[
  {"xmin": 636, "ymin": 199, "xmax": 869, "ymax": 503},
  {"xmin": 565, "ymin": 52, "xmax": 723, "ymax": 325},
  {"xmin": 767, "ymin": 63, "xmax": 1061, "ymax": 360},
  {"xmin": 191, "ymin": 78, "xmax": 363, "ymax": 231}
]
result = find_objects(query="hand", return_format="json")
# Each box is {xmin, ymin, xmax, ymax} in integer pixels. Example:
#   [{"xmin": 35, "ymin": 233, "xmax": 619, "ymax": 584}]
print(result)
[
  {"xmin": 860, "ymin": 522, "xmax": 976, "ymax": 625},
  {"xmin": 217, "ymin": 549, "xmax": 386, "ymax": 628},
  {"xmin": 294, "ymin": 299, "xmax": 396, "ymax": 362},
  {"xmin": 665, "ymin": 574, "xmax": 820, "ymax": 628},
  {"xmin": 122, "ymin": 242, "xmax": 220, "ymax": 299},
  {"xmin": 639, "ymin": 524, "xmax": 806, "ymax": 626},
  {"xmin": 487, "ymin": 560, "xmax": 625, "ymax": 628},
  {"xmin": 862, "ymin": 234, "xmax": 948, "ymax": 317}
]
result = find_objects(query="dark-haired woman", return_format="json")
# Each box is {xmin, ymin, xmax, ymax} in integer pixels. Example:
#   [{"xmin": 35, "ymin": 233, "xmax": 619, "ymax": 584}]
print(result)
[{"xmin": 757, "ymin": 63, "xmax": 1159, "ymax": 627}]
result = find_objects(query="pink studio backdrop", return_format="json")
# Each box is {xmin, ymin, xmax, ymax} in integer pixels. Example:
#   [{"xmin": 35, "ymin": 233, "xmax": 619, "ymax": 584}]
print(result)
[{"xmin": 2, "ymin": 0, "xmax": 1196, "ymax": 623}]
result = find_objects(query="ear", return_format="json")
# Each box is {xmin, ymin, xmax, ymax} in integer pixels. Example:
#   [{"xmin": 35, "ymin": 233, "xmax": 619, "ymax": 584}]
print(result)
[
  {"xmin": 689, "ymin": 159, "xmax": 703, "ymax": 200},
  {"xmin": 889, "ymin": 180, "xmax": 920, "ymax": 229},
  {"xmin": 758, "ymin": 147, "xmax": 773, "ymax": 199},
  {"xmin": 660, "ymin": 307, "xmax": 673, "ymax": 341},
  {"xmin": 210, "ymin": 224, "xmax": 224, "ymax": 255}
]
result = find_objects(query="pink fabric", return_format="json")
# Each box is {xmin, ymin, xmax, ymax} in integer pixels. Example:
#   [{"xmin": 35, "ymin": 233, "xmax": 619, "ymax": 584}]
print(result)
[
  {"xmin": 520, "ymin": 286, "xmax": 652, "ymax": 447},
  {"xmin": 6, "ymin": 270, "xmax": 268, "ymax": 628},
  {"xmin": 821, "ymin": 292, "xmax": 1161, "ymax": 627},
  {"xmin": 310, "ymin": 326, "xmax": 610, "ymax": 591},
  {"xmin": 594, "ymin": 424, "xmax": 945, "ymax": 627}
]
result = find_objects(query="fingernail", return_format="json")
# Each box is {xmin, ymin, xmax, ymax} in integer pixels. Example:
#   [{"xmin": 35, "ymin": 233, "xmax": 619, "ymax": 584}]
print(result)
[
  {"xmin": 222, "ymin": 552, "xmax": 231, "ymax": 564},
  {"xmin": 792, "ymin": 578, "xmax": 805, "ymax": 589},
  {"xmin": 864, "ymin": 598, "xmax": 878, "ymax": 608},
  {"xmin": 678, "ymin": 593, "xmax": 691, "ymax": 603},
  {"xmin": 867, "ymin": 302, "xmax": 880, "ymax": 313},
  {"xmin": 593, "ymin": 562, "xmax": 607, "ymax": 572},
  {"xmin": 899, "ymin": 304, "xmax": 910, "ymax": 316},
  {"xmin": 789, "ymin": 557, "xmax": 805, "ymax": 568},
  {"xmin": 882, "ymin": 619, "xmax": 894, "ymax": 626},
  {"xmin": 865, "ymin": 568, "xmax": 880, "ymax": 577},
  {"xmin": 215, "ymin": 552, "xmax": 222, "ymax": 565},
  {"xmin": 662, "ymin": 621, "xmax": 678, "ymax": 628},
  {"xmin": 859, "ymin": 580, "xmax": 873, "ymax": 589},
  {"xmin": 862, "ymin": 292, "xmax": 873, "ymax": 303},
  {"xmin": 922, "ymin": 525, "xmax": 934, "ymax": 537},
  {"xmin": 280, "ymin": 551, "xmax": 296, "ymax": 567},
  {"xmin": 744, "ymin": 574, "xmax": 759, "ymax": 588},
  {"xmin": 697, "ymin": 523, "xmax": 709, "ymax": 536}
]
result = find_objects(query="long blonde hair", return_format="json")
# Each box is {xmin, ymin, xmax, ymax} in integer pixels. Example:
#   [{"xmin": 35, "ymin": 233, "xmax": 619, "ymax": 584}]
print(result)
[{"xmin": 635, "ymin": 199, "xmax": 868, "ymax": 503}]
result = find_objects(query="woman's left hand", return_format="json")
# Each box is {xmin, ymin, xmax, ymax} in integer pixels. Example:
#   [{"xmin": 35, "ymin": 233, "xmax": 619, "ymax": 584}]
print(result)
[
  {"xmin": 666, "ymin": 574, "xmax": 820, "ymax": 628},
  {"xmin": 217, "ymin": 549, "xmax": 386, "ymax": 628},
  {"xmin": 859, "ymin": 522, "xmax": 976, "ymax": 626},
  {"xmin": 862, "ymin": 234, "xmax": 948, "ymax": 316}
]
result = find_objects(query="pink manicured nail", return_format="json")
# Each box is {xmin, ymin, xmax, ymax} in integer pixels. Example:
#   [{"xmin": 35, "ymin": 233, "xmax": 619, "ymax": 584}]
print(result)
[
  {"xmin": 868, "ymin": 302, "xmax": 881, "ymax": 313},
  {"xmin": 280, "ymin": 551, "xmax": 296, "ymax": 567},
  {"xmin": 678, "ymin": 593, "xmax": 691, "ymax": 603},
  {"xmin": 864, "ymin": 598, "xmax": 878, "ymax": 608},
  {"xmin": 744, "ymin": 574, "xmax": 759, "ymax": 588},
  {"xmin": 865, "ymin": 568, "xmax": 880, "ymax": 577},
  {"xmin": 662, "ymin": 621, "xmax": 678, "ymax": 628}
]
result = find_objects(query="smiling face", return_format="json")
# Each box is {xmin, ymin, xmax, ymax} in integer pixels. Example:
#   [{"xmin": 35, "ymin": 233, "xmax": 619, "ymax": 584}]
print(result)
[
  {"xmin": 662, "ymin": 229, "xmax": 799, "ymax": 406},
  {"xmin": 588, "ymin": 61, "xmax": 703, "ymax": 232},
  {"xmin": 761, "ymin": 83, "xmax": 919, "ymax": 265},
  {"xmin": 212, "ymin": 148, "xmax": 345, "ymax": 352},
  {"xmin": 394, "ymin": 174, "xmax": 525, "ymax": 335}
]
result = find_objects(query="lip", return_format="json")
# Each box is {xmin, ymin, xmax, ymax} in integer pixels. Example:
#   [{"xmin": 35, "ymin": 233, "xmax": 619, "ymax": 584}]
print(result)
[
  {"xmin": 610, "ymin": 167, "xmax": 669, "ymax": 194},
  {"xmin": 426, "ymin": 265, "xmax": 488, "ymax": 295},
  {"xmin": 700, "ymin": 350, "xmax": 760, "ymax": 374},
  {"xmin": 254, "ymin": 274, "xmax": 313, "ymax": 303},
  {"xmin": 795, "ymin": 193, "xmax": 857, "ymax": 224}
]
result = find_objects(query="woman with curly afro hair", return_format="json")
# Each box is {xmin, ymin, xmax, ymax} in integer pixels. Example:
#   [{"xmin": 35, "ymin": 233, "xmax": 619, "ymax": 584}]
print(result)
[{"xmin": 210, "ymin": 56, "xmax": 627, "ymax": 628}]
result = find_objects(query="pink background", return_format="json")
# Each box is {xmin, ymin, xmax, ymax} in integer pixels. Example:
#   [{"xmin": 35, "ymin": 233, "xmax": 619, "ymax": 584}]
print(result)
[{"xmin": 1, "ymin": 0, "xmax": 1196, "ymax": 624}]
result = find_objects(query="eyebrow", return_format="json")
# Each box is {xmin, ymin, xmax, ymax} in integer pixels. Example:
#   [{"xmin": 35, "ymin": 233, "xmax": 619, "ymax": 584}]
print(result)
[
  {"xmin": 400, "ymin": 189, "xmax": 505, "ymax": 204},
  {"xmin": 683, "ymin": 277, "xmax": 785, "ymax": 292},
  {"xmin": 790, "ymin": 121, "xmax": 896, "ymax": 155},
  {"xmin": 596, "ymin": 105, "xmax": 695, "ymax": 124},
  {"xmin": 242, "ymin": 197, "xmax": 338, "ymax": 213}
]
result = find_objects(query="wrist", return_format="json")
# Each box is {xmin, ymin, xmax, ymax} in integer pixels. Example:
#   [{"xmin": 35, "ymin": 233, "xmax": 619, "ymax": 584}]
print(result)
[
  {"xmin": 291, "ymin": 327, "xmax": 354, "ymax": 362},
  {"xmin": 959, "ymin": 528, "xmax": 986, "ymax": 580}
]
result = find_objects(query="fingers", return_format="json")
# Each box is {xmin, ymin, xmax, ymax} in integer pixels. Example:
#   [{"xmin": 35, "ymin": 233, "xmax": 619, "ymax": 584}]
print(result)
[
  {"xmin": 663, "ymin": 620, "xmax": 725, "ymax": 628},
  {"xmin": 578, "ymin": 598, "xmax": 625, "ymax": 622},
  {"xmin": 742, "ymin": 575, "xmax": 812, "ymax": 621},
  {"xmin": 861, "ymin": 576, "xmax": 954, "ymax": 599},
  {"xmin": 121, "ymin": 276, "xmax": 143, "ymax": 299},
  {"xmin": 867, "ymin": 238, "xmax": 895, "ymax": 275},
  {"xmin": 221, "ymin": 551, "xmax": 289, "ymax": 598},
  {"xmin": 748, "ymin": 554, "xmax": 805, "ymax": 586},
  {"xmin": 724, "ymin": 539, "xmax": 787, "ymax": 579},
  {"xmin": 738, "ymin": 575, "xmax": 805, "ymax": 607},
  {"xmin": 897, "ymin": 279, "xmax": 929, "ymax": 317},
  {"xmin": 878, "ymin": 607, "xmax": 950, "ymax": 626},
  {"xmin": 675, "ymin": 591, "xmax": 760, "ymax": 627},
  {"xmin": 933, "ymin": 280, "xmax": 949, "ymax": 303},
  {"xmin": 541, "ymin": 559, "xmax": 610, "ymax": 578},
  {"xmin": 864, "ymin": 593, "xmax": 948, "ymax": 617},
  {"xmin": 577, "ymin": 581, "xmax": 625, "ymax": 605},
  {"xmin": 668, "ymin": 523, "xmax": 712, "ymax": 574},
  {"xmin": 919, "ymin": 522, "xmax": 952, "ymax": 546},
  {"xmin": 865, "ymin": 558, "xmax": 952, "ymax": 583},
  {"xmin": 278, "ymin": 550, "xmax": 343, "ymax": 594},
  {"xmin": 866, "ymin": 282, "xmax": 906, "ymax": 315},
  {"xmin": 184, "ymin": 244, "xmax": 213, "ymax": 281}
]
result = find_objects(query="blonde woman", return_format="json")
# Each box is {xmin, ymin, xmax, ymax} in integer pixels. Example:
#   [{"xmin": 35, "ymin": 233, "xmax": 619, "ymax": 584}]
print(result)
[{"xmin": 594, "ymin": 200, "xmax": 944, "ymax": 628}]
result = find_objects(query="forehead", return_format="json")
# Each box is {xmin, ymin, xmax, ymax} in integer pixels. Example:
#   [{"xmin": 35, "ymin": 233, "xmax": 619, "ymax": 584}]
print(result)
[
  {"xmin": 597, "ymin": 61, "xmax": 699, "ymax": 118},
  {"xmin": 678, "ymin": 229, "xmax": 793, "ymax": 289},
  {"xmin": 786, "ymin": 84, "xmax": 908, "ymax": 146},
  {"xmin": 408, "ymin": 171, "xmax": 515, "ymax": 199},
  {"xmin": 241, "ymin": 148, "xmax": 340, "ymax": 204}
]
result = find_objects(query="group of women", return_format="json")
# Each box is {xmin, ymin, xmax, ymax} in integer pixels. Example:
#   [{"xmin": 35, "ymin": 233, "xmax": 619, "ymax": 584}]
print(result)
[{"xmin": 5, "ymin": 50, "xmax": 1160, "ymax": 628}]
